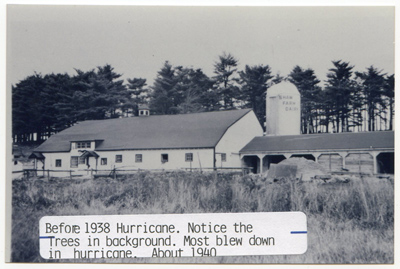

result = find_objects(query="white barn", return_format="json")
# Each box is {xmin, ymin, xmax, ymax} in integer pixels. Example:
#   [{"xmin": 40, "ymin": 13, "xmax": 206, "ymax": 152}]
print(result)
[{"xmin": 30, "ymin": 109, "xmax": 263, "ymax": 177}]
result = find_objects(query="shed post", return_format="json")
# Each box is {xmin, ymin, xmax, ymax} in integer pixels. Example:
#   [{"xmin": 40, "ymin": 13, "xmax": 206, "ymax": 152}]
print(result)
[
  {"xmin": 258, "ymin": 154, "xmax": 264, "ymax": 173},
  {"xmin": 339, "ymin": 152, "xmax": 347, "ymax": 169},
  {"xmin": 313, "ymin": 153, "xmax": 320, "ymax": 163},
  {"xmin": 371, "ymin": 151, "xmax": 378, "ymax": 174}
]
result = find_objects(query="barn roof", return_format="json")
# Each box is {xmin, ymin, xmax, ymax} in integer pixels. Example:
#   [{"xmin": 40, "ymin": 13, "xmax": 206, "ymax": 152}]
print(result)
[
  {"xmin": 240, "ymin": 131, "xmax": 394, "ymax": 154},
  {"xmin": 34, "ymin": 109, "xmax": 253, "ymax": 152}
]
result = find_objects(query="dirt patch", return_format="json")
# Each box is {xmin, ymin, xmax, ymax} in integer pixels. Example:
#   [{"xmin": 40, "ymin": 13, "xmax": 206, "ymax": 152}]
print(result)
[
  {"xmin": 279, "ymin": 157, "xmax": 327, "ymax": 181},
  {"xmin": 266, "ymin": 164, "xmax": 297, "ymax": 182}
]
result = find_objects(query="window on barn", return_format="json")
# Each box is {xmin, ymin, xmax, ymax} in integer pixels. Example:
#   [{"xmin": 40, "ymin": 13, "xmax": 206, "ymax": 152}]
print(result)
[
  {"xmin": 79, "ymin": 157, "xmax": 86, "ymax": 165},
  {"xmin": 135, "ymin": 154, "xmax": 142, "ymax": 163},
  {"xmin": 116, "ymin": 155, "xmax": 123, "ymax": 163},
  {"xmin": 55, "ymin": 159, "xmax": 62, "ymax": 167},
  {"xmin": 221, "ymin": 153, "xmax": 227, "ymax": 162},
  {"xmin": 161, "ymin": 154, "xmax": 168, "ymax": 163},
  {"xmin": 101, "ymin": 158, "xmax": 107, "ymax": 165},
  {"xmin": 70, "ymin": 157, "xmax": 78, "ymax": 168},
  {"xmin": 185, "ymin": 153, "xmax": 193, "ymax": 162},
  {"xmin": 76, "ymin": 141, "xmax": 91, "ymax": 149}
]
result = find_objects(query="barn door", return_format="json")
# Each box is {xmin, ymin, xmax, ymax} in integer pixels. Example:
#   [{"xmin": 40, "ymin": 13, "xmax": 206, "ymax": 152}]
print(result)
[
  {"xmin": 345, "ymin": 153, "xmax": 374, "ymax": 174},
  {"xmin": 317, "ymin": 154, "xmax": 343, "ymax": 172}
]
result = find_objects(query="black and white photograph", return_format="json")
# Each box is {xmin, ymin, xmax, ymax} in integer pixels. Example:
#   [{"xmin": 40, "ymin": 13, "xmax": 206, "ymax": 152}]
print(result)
[{"xmin": 4, "ymin": 1, "xmax": 396, "ymax": 266}]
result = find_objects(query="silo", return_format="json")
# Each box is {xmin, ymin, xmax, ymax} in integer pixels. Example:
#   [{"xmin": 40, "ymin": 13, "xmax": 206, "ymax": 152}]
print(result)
[{"xmin": 266, "ymin": 82, "xmax": 301, "ymax": 135}]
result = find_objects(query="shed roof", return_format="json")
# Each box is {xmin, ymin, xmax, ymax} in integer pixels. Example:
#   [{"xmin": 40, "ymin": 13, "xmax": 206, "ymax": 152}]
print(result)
[
  {"xmin": 138, "ymin": 104, "xmax": 150, "ymax": 110},
  {"xmin": 29, "ymin": 152, "xmax": 45, "ymax": 159},
  {"xmin": 34, "ymin": 109, "xmax": 253, "ymax": 152},
  {"xmin": 80, "ymin": 150, "xmax": 100, "ymax": 158},
  {"xmin": 240, "ymin": 131, "xmax": 394, "ymax": 154}
]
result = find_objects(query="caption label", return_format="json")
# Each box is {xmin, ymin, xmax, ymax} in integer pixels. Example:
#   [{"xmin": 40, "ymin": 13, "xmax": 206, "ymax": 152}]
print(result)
[{"xmin": 40, "ymin": 212, "xmax": 307, "ymax": 259}]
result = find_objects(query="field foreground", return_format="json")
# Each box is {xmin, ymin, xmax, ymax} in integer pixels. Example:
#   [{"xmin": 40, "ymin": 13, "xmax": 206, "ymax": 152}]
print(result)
[{"xmin": 11, "ymin": 171, "xmax": 394, "ymax": 263}]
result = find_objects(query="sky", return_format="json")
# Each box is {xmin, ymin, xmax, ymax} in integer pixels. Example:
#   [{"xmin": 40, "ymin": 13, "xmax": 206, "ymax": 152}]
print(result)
[{"xmin": 6, "ymin": 5, "xmax": 395, "ymax": 89}]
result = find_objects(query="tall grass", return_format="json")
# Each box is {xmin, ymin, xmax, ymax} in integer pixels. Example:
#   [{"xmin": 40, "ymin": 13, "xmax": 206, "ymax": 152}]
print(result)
[{"xmin": 11, "ymin": 171, "xmax": 394, "ymax": 263}]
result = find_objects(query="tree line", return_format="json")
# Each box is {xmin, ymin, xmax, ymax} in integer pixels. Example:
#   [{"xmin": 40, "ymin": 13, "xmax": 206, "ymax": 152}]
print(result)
[{"xmin": 12, "ymin": 52, "xmax": 394, "ymax": 143}]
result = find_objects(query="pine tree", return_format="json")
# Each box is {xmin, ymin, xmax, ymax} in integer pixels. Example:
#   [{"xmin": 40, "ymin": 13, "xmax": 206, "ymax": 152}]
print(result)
[
  {"xmin": 272, "ymin": 73, "xmax": 285, "ymax": 84},
  {"xmin": 238, "ymin": 64, "xmax": 273, "ymax": 126},
  {"xmin": 126, "ymin": 78, "xmax": 148, "ymax": 116},
  {"xmin": 175, "ymin": 67, "xmax": 216, "ymax": 113},
  {"xmin": 383, "ymin": 74, "xmax": 394, "ymax": 130},
  {"xmin": 41, "ymin": 73, "xmax": 73, "ymax": 135},
  {"xmin": 12, "ymin": 73, "xmax": 45, "ymax": 142},
  {"xmin": 71, "ymin": 64, "xmax": 128, "ymax": 120},
  {"xmin": 288, "ymin": 66, "xmax": 321, "ymax": 134},
  {"xmin": 325, "ymin": 60, "xmax": 355, "ymax": 132},
  {"xmin": 213, "ymin": 52, "xmax": 240, "ymax": 109},
  {"xmin": 288, "ymin": 65, "xmax": 321, "ymax": 134},
  {"xmin": 149, "ymin": 62, "xmax": 216, "ymax": 115},
  {"xmin": 355, "ymin": 66, "xmax": 387, "ymax": 131},
  {"xmin": 150, "ymin": 61, "xmax": 180, "ymax": 114}
]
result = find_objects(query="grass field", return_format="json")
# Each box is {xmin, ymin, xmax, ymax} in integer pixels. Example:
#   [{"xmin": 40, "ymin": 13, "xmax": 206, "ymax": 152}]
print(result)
[{"xmin": 11, "ymin": 171, "xmax": 394, "ymax": 263}]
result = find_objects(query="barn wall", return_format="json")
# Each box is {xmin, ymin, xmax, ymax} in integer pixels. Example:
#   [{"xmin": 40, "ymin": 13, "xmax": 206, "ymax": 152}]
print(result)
[
  {"xmin": 345, "ymin": 153, "xmax": 374, "ymax": 174},
  {"xmin": 215, "ymin": 111, "xmax": 263, "ymax": 168},
  {"xmin": 317, "ymin": 153, "xmax": 343, "ymax": 172},
  {"xmin": 42, "ymin": 148, "xmax": 214, "ymax": 177},
  {"xmin": 91, "ymin": 148, "xmax": 214, "ymax": 171},
  {"xmin": 42, "ymin": 152, "xmax": 76, "ymax": 177}
]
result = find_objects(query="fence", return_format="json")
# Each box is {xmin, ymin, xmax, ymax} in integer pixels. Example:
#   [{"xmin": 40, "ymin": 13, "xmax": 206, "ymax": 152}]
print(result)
[
  {"xmin": 12, "ymin": 166, "xmax": 253, "ymax": 180},
  {"xmin": 12, "ymin": 169, "xmax": 78, "ymax": 180}
]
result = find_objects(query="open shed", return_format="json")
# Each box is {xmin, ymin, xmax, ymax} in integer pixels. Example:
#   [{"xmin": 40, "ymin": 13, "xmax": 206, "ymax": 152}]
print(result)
[{"xmin": 240, "ymin": 131, "xmax": 394, "ymax": 175}]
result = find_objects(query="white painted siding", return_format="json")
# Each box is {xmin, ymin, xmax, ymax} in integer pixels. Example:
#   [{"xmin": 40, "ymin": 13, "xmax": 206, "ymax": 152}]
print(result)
[
  {"xmin": 215, "ymin": 111, "xmax": 263, "ymax": 168},
  {"xmin": 96, "ymin": 148, "xmax": 214, "ymax": 171},
  {"xmin": 42, "ymin": 148, "xmax": 214, "ymax": 177},
  {"xmin": 41, "ymin": 152, "xmax": 73, "ymax": 177}
]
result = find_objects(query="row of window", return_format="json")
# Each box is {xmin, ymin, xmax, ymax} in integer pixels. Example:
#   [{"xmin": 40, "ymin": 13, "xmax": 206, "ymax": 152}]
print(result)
[
  {"xmin": 56, "ymin": 156, "xmax": 86, "ymax": 168},
  {"xmin": 55, "ymin": 153, "xmax": 227, "ymax": 168},
  {"xmin": 76, "ymin": 142, "xmax": 91, "ymax": 149},
  {"xmin": 101, "ymin": 153, "xmax": 192, "ymax": 165}
]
